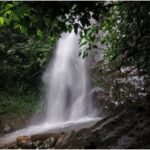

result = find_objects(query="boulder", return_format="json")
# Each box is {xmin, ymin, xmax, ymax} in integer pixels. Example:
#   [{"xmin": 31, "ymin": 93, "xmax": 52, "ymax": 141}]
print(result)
[
  {"xmin": 33, "ymin": 140, "xmax": 42, "ymax": 147},
  {"xmin": 19, "ymin": 141, "xmax": 33, "ymax": 149},
  {"xmin": 43, "ymin": 137, "xmax": 57, "ymax": 148},
  {"xmin": 16, "ymin": 135, "xmax": 31, "ymax": 147}
]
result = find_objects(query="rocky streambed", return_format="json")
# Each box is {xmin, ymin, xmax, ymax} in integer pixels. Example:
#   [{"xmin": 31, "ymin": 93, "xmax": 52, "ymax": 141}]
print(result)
[{"xmin": 1, "ymin": 106, "xmax": 150, "ymax": 149}]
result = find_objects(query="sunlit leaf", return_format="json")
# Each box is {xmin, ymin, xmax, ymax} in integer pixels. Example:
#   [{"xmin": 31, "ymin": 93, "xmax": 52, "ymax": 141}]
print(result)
[
  {"xmin": 36, "ymin": 29, "xmax": 43, "ymax": 38},
  {"xmin": 19, "ymin": 25, "xmax": 28, "ymax": 34},
  {"xmin": 0, "ymin": 17, "xmax": 4, "ymax": 26},
  {"xmin": 4, "ymin": 3, "xmax": 14, "ymax": 10},
  {"xmin": 72, "ymin": 4, "xmax": 77, "ymax": 10}
]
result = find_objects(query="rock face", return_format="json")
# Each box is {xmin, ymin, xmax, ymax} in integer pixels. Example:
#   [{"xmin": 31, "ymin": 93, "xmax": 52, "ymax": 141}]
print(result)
[
  {"xmin": 2, "ymin": 106, "xmax": 150, "ymax": 149},
  {"xmin": 55, "ymin": 107, "xmax": 150, "ymax": 149}
]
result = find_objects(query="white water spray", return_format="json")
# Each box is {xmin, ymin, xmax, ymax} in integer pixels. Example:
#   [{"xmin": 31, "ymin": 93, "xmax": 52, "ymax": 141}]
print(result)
[{"xmin": 43, "ymin": 31, "xmax": 93, "ymax": 123}]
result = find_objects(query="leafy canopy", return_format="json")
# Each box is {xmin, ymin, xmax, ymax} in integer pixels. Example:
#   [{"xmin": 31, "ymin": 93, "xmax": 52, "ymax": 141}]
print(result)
[{"xmin": 0, "ymin": 1, "xmax": 108, "ymax": 36}]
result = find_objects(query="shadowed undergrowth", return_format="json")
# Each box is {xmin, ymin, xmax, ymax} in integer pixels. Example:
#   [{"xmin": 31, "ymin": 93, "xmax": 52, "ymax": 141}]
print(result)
[{"xmin": 0, "ymin": 89, "xmax": 41, "ymax": 118}]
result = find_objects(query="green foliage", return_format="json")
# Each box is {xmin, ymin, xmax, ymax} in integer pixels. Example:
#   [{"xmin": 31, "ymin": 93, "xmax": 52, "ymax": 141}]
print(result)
[
  {"xmin": 0, "ymin": 89, "xmax": 40, "ymax": 116},
  {"xmin": 0, "ymin": 27, "xmax": 57, "ymax": 90},
  {"xmin": 0, "ymin": 1, "xmax": 150, "ymax": 117},
  {"xmin": 0, "ymin": 1, "xmax": 112, "ymax": 61},
  {"xmin": 0, "ymin": 2, "xmax": 150, "ymax": 79},
  {"xmin": 0, "ymin": 17, "xmax": 4, "ymax": 26},
  {"xmin": 100, "ymin": 2, "xmax": 150, "ymax": 72},
  {"xmin": 0, "ymin": 2, "xmax": 107, "ymax": 35}
]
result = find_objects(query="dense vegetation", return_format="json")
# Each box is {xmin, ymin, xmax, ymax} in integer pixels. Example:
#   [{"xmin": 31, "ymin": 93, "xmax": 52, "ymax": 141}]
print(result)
[{"xmin": 0, "ymin": 1, "xmax": 150, "ymax": 119}]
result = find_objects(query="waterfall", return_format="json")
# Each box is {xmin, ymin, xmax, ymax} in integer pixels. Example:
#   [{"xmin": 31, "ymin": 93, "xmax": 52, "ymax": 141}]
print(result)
[
  {"xmin": 0, "ymin": 31, "xmax": 99, "ymax": 145},
  {"xmin": 42, "ymin": 31, "xmax": 93, "ymax": 123}
]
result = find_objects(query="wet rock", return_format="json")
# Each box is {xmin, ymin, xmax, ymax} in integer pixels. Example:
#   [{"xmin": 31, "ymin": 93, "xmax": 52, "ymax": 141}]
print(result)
[
  {"xmin": 55, "ymin": 132, "xmax": 66, "ymax": 148},
  {"xmin": 42, "ymin": 136, "xmax": 58, "ymax": 149},
  {"xmin": 56, "ymin": 129, "xmax": 93, "ymax": 149},
  {"xmin": 55, "ymin": 130, "xmax": 78, "ymax": 148},
  {"xmin": 84, "ymin": 135, "xmax": 96, "ymax": 149},
  {"xmin": 0, "ymin": 141, "xmax": 17, "ymax": 149},
  {"xmin": 42, "ymin": 139, "xmax": 48, "ymax": 149},
  {"xmin": 136, "ymin": 106, "xmax": 146, "ymax": 112},
  {"xmin": 54, "ymin": 108, "xmax": 150, "ymax": 149},
  {"xmin": 45, "ymin": 137, "xmax": 57, "ymax": 148},
  {"xmin": 31, "ymin": 133, "xmax": 59, "ymax": 141},
  {"xmin": 20, "ymin": 141, "xmax": 33, "ymax": 149},
  {"xmin": 16, "ymin": 135, "xmax": 31, "ymax": 147},
  {"xmin": 8, "ymin": 144, "xmax": 18, "ymax": 149},
  {"xmin": 33, "ymin": 140, "xmax": 42, "ymax": 147},
  {"xmin": 38, "ymin": 145, "xmax": 44, "ymax": 149}
]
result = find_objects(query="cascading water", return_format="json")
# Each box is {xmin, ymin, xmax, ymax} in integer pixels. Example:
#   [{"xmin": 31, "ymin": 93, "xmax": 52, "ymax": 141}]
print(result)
[
  {"xmin": 0, "ymin": 31, "xmax": 99, "ymax": 145},
  {"xmin": 43, "ymin": 31, "xmax": 93, "ymax": 123}
]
